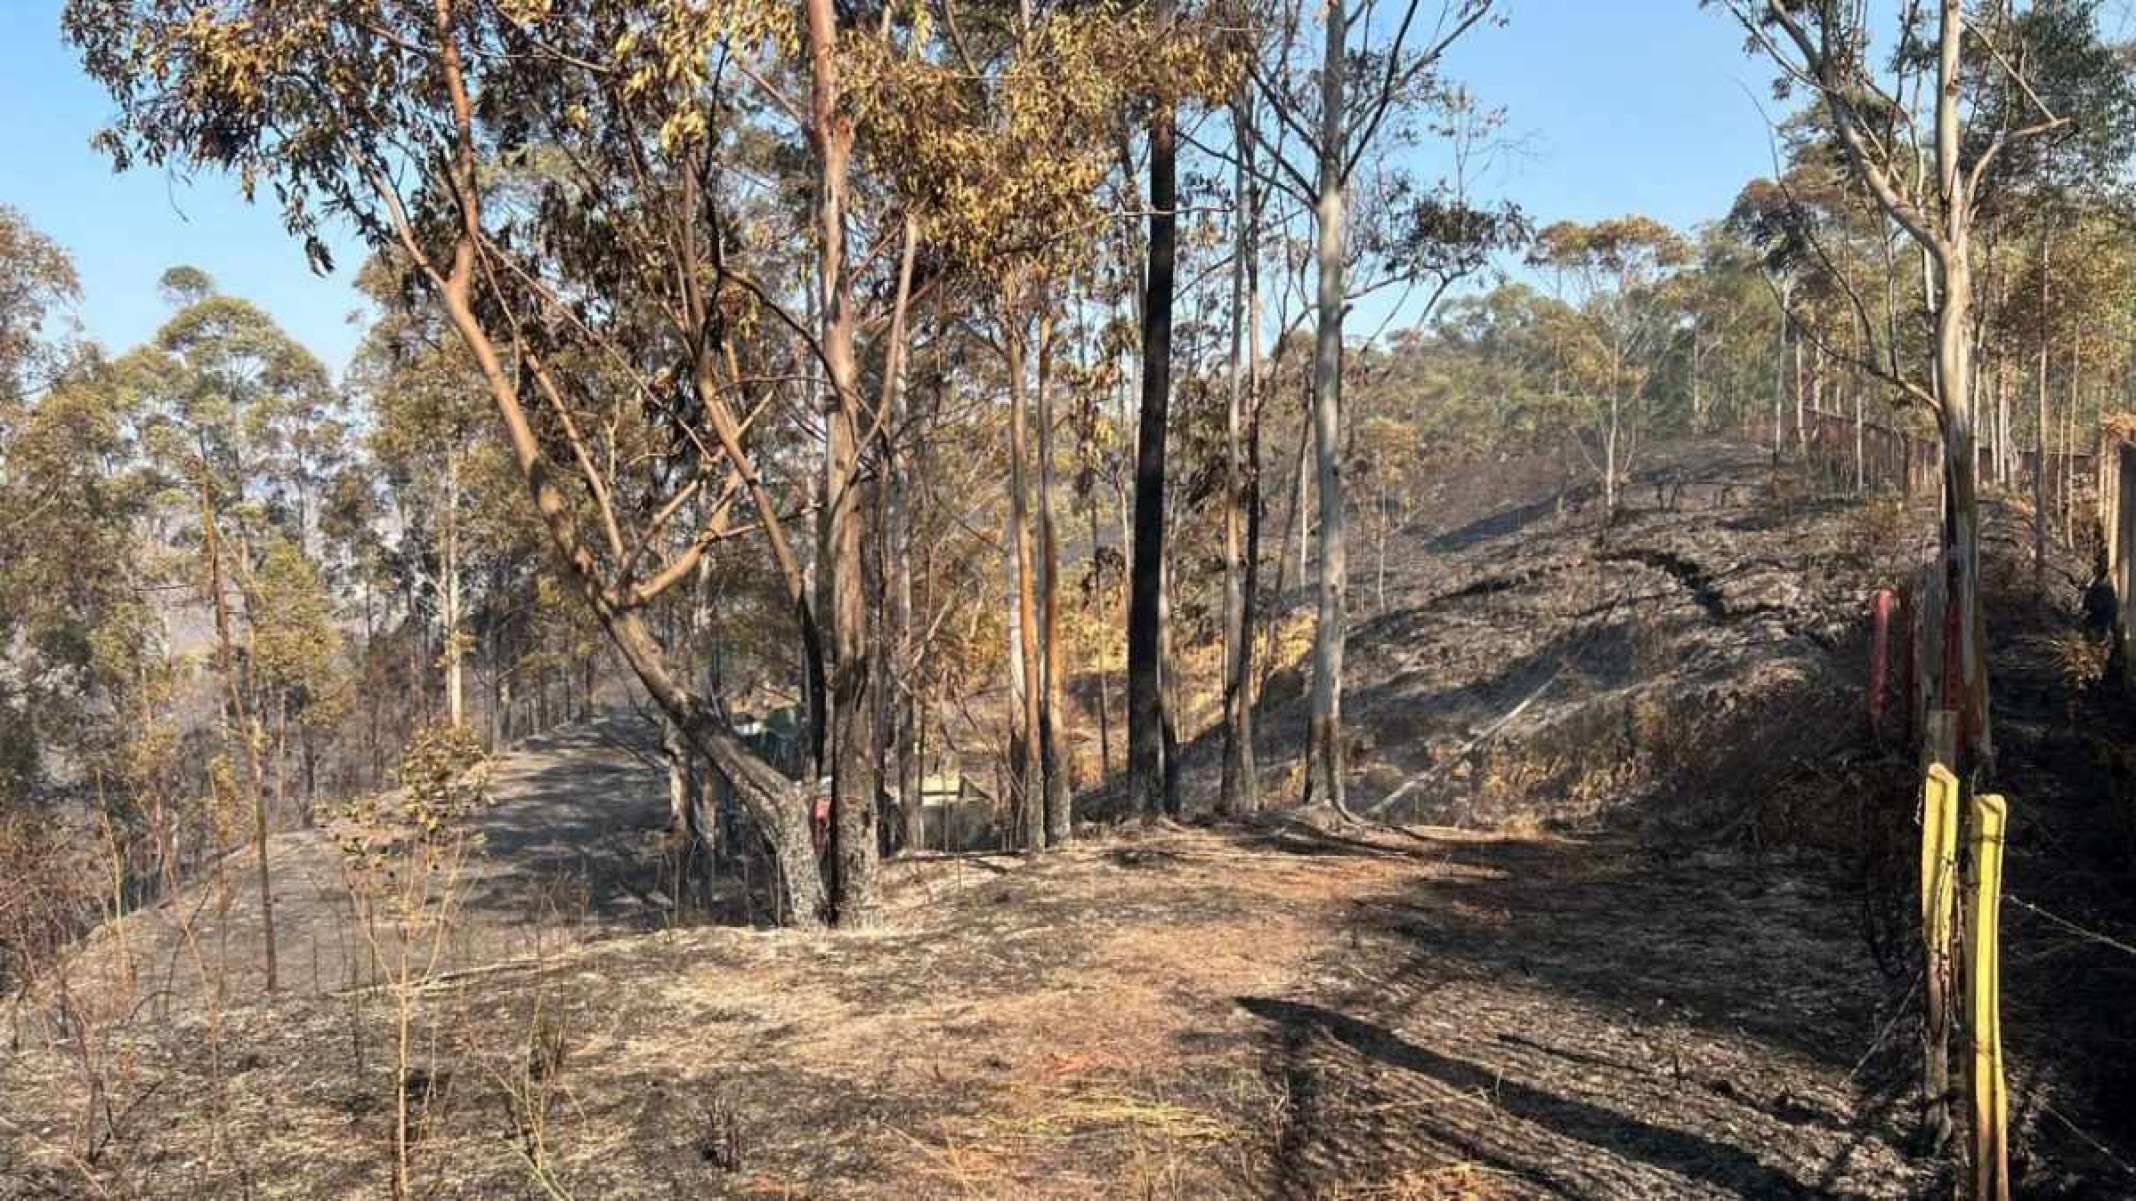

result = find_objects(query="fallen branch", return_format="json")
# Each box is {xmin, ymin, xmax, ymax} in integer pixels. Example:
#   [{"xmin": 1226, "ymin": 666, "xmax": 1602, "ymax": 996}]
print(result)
[
  {"xmin": 1361, "ymin": 663, "xmax": 1563, "ymax": 819},
  {"xmin": 331, "ymin": 955, "xmax": 550, "ymax": 999}
]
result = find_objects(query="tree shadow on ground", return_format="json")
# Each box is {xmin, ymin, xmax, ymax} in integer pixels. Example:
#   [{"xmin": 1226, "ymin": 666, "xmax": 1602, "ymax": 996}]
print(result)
[
  {"xmin": 447, "ymin": 714, "xmax": 681, "ymax": 937},
  {"xmin": 1227, "ymin": 812, "xmax": 1926, "ymax": 1200},
  {"xmin": 1239, "ymin": 994, "xmax": 1859, "ymax": 1200},
  {"xmin": 1208, "ymin": 483, "xmax": 2136, "ymax": 1198}
]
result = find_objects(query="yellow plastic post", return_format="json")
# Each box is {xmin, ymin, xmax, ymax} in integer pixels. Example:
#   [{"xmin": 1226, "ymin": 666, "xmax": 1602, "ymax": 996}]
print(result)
[
  {"xmin": 1968, "ymin": 793, "xmax": 2010, "ymax": 1201},
  {"xmin": 1920, "ymin": 761, "xmax": 1961, "ymax": 1148}
]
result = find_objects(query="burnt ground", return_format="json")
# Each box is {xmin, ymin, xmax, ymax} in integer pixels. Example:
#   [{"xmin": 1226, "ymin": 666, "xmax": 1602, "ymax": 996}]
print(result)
[
  {"xmin": 30, "ymin": 717, "xmax": 693, "ymax": 1007},
  {"xmin": 3, "ymin": 820, "xmax": 1931, "ymax": 1201},
  {"xmin": 1974, "ymin": 559, "xmax": 2136, "ymax": 1199},
  {"xmin": 5, "ymin": 435, "xmax": 2136, "ymax": 1198}
]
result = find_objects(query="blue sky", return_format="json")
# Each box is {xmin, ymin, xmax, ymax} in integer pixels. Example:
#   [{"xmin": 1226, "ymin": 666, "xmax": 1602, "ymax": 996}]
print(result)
[
  {"xmin": 1, "ymin": 4, "xmax": 368, "ymax": 373},
  {"xmin": 1462, "ymin": 3, "xmax": 1780, "ymax": 229},
  {"xmin": 2, "ymin": 1, "xmax": 1780, "ymax": 377}
]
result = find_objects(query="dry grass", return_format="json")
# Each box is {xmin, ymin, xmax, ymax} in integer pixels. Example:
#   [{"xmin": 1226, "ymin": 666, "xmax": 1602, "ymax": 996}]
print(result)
[
  {"xmin": 19, "ymin": 436, "xmax": 2085, "ymax": 1199},
  {"xmin": 4, "ymin": 826, "xmax": 1431, "ymax": 1199},
  {"xmin": 2040, "ymin": 629, "xmax": 2111, "ymax": 694}
]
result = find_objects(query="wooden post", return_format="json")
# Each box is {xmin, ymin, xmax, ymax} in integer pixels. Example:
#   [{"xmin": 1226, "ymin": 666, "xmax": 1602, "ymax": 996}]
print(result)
[
  {"xmin": 1967, "ymin": 792, "xmax": 2010, "ymax": 1201},
  {"xmin": 1921, "ymin": 758, "xmax": 1961, "ymax": 1151}
]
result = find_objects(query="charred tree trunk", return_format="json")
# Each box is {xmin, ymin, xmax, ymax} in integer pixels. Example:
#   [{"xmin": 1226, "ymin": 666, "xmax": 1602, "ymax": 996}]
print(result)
[
  {"xmin": 1036, "ymin": 314, "xmax": 1072, "ymax": 845},
  {"xmin": 807, "ymin": 0, "xmax": 880, "ymax": 925},
  {"xmin": 1090, "ymin": 495, "xmax": 1113, "ymax": 784},
  {"xmin": 1007, "ymin": 312, "xmax": 1047, "ymax": 850},
  {"xmin": 1220, "ymin": 100, "xmax": 1261, "ymax": 817},
  {"xmin": 1128, "ymin": 2, "xmax": 1178, "ymax": 823}
]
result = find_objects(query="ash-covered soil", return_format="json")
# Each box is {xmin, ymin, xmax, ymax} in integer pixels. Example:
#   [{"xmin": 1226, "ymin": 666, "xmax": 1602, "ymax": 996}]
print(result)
[
  {"xmin": 8, "ymin": 436, "xmax": 2134, "ymax": 1199},
  {"xmin": 2, "ymin": 820, "xmax": 1928, "ymax": 1200},
  {"xmin": 1226, "ymin": 437, "xmax": 1933, "ymax": 832}
]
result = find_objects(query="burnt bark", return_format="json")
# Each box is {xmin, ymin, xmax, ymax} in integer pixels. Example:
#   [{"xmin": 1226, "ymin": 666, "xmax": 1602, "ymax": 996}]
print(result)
[{"xmin": 1128, "ymin": 0, "xmax": 1178, "ymax": 823}]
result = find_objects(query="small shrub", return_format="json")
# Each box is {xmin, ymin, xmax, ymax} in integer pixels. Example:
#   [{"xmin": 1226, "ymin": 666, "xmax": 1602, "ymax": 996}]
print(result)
[
  {"xmin": 2045, "ymin": 631, "xmax": 2110, "ymax": 695},
  {"xmin": 333, "ymin": 722, "xmax": 493, "ymax": 1200},
  {"xmin": 337, "ymin": 722, "xmax": 493, "ymax": 869},
  {"xmin": 396, "ymin": 722, "xmax": 494, "ymax": 835}
]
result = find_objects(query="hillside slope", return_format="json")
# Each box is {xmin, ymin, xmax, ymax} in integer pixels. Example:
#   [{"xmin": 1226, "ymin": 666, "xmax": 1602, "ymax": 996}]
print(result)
[{"xmin": 6, "ymin": 436, "xmax": 2130, "ymax": 1199}]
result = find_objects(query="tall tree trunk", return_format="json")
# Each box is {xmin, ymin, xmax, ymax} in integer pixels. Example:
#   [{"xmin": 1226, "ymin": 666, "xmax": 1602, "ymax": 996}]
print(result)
[
  {"xmin": 1930, "ymin": 3, "xmax": 1991, "ymax": 773},
  {"xmin": 2065, "ymin": 347, "xmax": 2079, "ymax": 545},
  {"xmin": 1159, "ymin": 543, "xmax": 1183, "ymax": 816},
  {"xmin": 443, "ymin": 450, "xmax": 465, "ymax": 729},
  {"xmin": 274, "ymin": 696, "xmax": 289, "ymax": 831},
  {"xmin": 1090, "ymin": 495, "xmax": 1113, "ymax": 783},
  {"xmin": 416, "ymin": 6, "xmax": 829, "ymax": 926},
  {"xmin": 1690, "ymin": 322, "xmax": 1705, "ymax": 432},
  {"xmin": 661, "ymin": 713, "xmax": 696, "ymax": 908},
  {"xmin": 806, "ymin": 0, "xmax": 879, "ymax": 925},
  {"xmin": 1292, "ymin": 400, "xmax": 1312, "ymax": 587},
  {"xmin": 2035, "ymin": 221, "xmax": 2052, "ymax": 578},
  {"xmin": 1772, "ymin": 288, "xmax": 1789, "ymax": 463},
  {"xmin": 1036, "ymin": 313, "xmax": 1072, "ymax": 845},
  {"xmin": 1997, "ymin": 362, "xmax": 2011, "ymax": 489},
  {"xmin": 1308, "ymin": 0, "xmax": 1352, "ymax": 814},
  {"xmin": 1007, "ymin": 312, "xmax": 1046, "ymax": 850},
  {"xmin": 1793, "ymin": 338, "xmax": 1806, "ymax": 459},
  {"xmin": 364, "ymin": 575, "xmax": 382, "ymax": 787},
  {"xmin": 1220, "ymin": 99, "xmax": 1261, "ymax": 817},
  {"xmin": 882, "ymin": 221, "xmax": 924, "ymax": 859},
  {"xmin": 406, "ymin": 567, "xmax": 427, "ymax": 726},
  {"xmin": 198, "ymin": 475, "xmax": 275, "ymax": 993},
  {"xmin": 1242, "ymin": 208, "xmax": 1268, "ymax": 791},
  {"xmin": 1270, "ymin": 385, "xmax": 1309, "ymax": 614},
  {"xmin": 1128, "ymin": 0, "xmax": 1178, "ymax": 823}
]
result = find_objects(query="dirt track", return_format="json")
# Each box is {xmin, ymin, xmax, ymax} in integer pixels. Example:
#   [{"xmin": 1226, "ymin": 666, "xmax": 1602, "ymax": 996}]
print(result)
[
  {"xmin": 51, "ymin": 717, "xmax": 682, "ymax": 1004},
  {"xmin": 3, "ymin": 820, "xmax": 1934, "ymax": 1199},
  {"xmin": 8, "ymin": 436, "xmax": 2135, "ymax": 1198}
]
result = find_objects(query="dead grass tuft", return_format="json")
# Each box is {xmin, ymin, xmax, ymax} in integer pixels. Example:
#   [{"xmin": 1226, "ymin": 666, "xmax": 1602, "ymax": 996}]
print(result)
[{"xmin": 2039, "ymin": 630, "xmax": 2110, "ymax": 694}]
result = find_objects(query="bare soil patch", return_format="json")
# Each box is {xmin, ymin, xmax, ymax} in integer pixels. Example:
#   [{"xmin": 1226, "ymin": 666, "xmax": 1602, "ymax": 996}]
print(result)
[
  {"xmin": 3, "ymin": 820, "xmax": 1931, "ymax": 1200},
  {"xmin": 11, "ymin": 436, "xmax": 2135, "ymax": 1198}
]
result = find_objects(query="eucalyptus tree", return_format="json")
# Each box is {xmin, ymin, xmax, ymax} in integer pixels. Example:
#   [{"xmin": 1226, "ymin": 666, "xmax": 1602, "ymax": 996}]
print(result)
[
  {"xmin": 855, "ymin": 2, "xmax": 1233, "ymax": 841},
  {"xmin": 354, "ymin": 255, "xmax": 490, "ymax": 730},
  {"xmin": 1237, "ymin": 0, "xmax": 1512, "ymax": 812},
  {"xmin": 1128, "ymin": 0, "xmax": 1185, "ymax": 822},
  {"xmin": 1218, "ymin": 85, "xmax": 1265, "ymax": 817},
  {"xmin": 0, "ymin": 362, "xmax": 170, "ymax": 989},
  {"xmin": 0, "ymin": 206, "xmax": 83, "ymax": 411},
  {"xmin": 1679, "ymin": 224, "xmax": 1787, "ymax": 437},
  {"xmin": 0, "ymin": 208, "xmax": 86, "ymax": 792},
  {"xmin": 1716, "ymin": 0, "xmax": 2100, "ymax": 773},
  {"xmin": 113, "ymin": 269, "xmax": 340, "ymax": 992},
  {"xmin": 0, "ymin": 214, "xmax": 150, "ymax": 806},
  {"xmin": 66, "ymin": 0, "xmax": 903, "ymax": 926},
  {"xmin": 1527, "ymin": 219, "xmax": 1690, "ymax": 517},
  {"xmin": 1969, "ymin": 0, "xmax": 2136, "ymax": 566}
]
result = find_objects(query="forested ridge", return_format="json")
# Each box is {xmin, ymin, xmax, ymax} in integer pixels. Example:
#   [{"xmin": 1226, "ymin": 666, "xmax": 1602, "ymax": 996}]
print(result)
[{"xmin": 7, "ymin": 0, "xmax": 2136, "ymax": 1197}]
